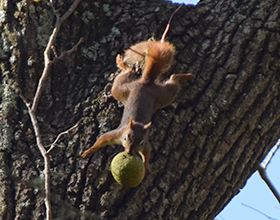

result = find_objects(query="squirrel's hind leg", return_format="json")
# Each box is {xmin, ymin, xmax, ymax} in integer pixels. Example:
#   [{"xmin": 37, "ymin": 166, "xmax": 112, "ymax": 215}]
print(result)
[
  {"xmin": 155, "ymin": 73, "xmax": 193, "ymax": 109},
  {"xmin": 112, "ymin": 55, "xmax": 136, "ymax": 103},
  {"xmin": 116, "ymin": 54, "xmax": 129, "ymax": 70}
]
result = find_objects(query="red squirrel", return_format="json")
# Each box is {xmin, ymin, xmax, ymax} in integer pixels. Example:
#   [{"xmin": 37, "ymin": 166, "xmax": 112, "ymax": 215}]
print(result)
[{"xmin": 81, "ymin": 5, "xmax": 193, "ymax": 174}]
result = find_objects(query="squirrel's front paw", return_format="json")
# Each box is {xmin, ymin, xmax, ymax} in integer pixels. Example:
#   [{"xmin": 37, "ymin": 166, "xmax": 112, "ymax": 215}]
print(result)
[
  {"xmin": 144, "ymin": 165, "xmax": 150, "ymax": 176},
  {"xmin": 81, "ymin": 148, "xmax": 97, "ymax": 158},
  {"xmin": 116, "ymin": 54, "xmax": 127, "ymax": 70}
]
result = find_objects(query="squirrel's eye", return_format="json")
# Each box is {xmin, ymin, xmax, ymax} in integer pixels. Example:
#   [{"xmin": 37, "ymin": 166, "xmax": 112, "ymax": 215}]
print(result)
[
  {"xmin": 124, "ymin": 135, "xmax": 127, "ymax": 141},
  {"xmin": 140, "ymin": 140, "xmax": 144, "ymax": 146}
]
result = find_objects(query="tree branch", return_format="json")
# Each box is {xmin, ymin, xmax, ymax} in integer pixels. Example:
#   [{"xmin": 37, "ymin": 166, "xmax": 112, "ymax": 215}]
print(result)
[
  {"xmin": 46, "ymin": 121, "xmax": 80, "ymax": 155},
  {"xmin": 31, "ymin": 0, "xmax": 83, "ymax": 113},
  {"xmin": 18, "ymin": 0, "xmax": 82, "ymax": 219},
  {"xmin": 53, "ymin": 37, "xmax": 84, "ymax": 62},
  {"xmin": 18, "ymin": 93, "xmax": 46, "ymax": 156},
  {"xmin": 258, "ymin": 140, "xmax": 280, "ymax": 203},
  {"xmin": 18, "ymin": 92, "xmax": 52, "ymax": 218}
]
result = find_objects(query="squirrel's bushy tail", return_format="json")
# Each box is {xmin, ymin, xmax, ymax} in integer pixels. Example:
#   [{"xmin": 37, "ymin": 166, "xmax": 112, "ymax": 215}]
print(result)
[
  {"xmin": 141, "ymin": 41, "xmax": 175, "ymax": 84},
  {"xmin": 123, "ymin": 41, "xmax": 175, "ymax": 84}
]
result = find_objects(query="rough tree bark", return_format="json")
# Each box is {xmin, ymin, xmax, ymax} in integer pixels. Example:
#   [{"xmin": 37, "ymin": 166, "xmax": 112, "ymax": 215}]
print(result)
[{"xmin": 1, "ymin": 0, "xmax": 280, "ymax": 219}]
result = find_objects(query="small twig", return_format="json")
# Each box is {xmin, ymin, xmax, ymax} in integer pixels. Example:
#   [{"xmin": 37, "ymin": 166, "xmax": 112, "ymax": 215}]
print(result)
[
  {"xmin": 161, "ymin": 4, "xmax": 183, "ymax": 43},
  {"xmin": 261, "ymin": 139, "xmax": 280, "ymax": 168},
  {"xmin": 47, "ymin": 121, "xmax": 80, "ymax": 155},
  {"xmin": 31, "ymin": 0, "xmax": 83, "ymax": 113},
  {"xmin": 214, "ymin": 215, "xmax": 225, "ymax": 220},
  {"xmin": 242, "ymin": 203, "xmax": 279, "ymax": 220},
  {"xmin": 258, "ymin": 140, "xmax": 280, "ymax": 204},
  {"xmin": 49, "ymin": 0, "xmax": 58, "ymax": 16},
  {"xmin": 258, "ymin": 163, "xmax": 280, "ymax": 203},
  {"xmin": 53, "ymin": 37, "xmax": 84, "ymax": 62},
  {"xmin": 18, "ymin": 92, "xmax": 47, "ymax": 156},
  {"xmin": 51, "ymin": 45, "xmax": 58, "ymax": 58}
]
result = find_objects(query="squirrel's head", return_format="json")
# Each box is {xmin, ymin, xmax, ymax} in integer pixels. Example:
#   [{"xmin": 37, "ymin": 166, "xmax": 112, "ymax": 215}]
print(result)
[{"xmin": 122, "ymin": 117, "xmax": 151, "ymax": 155}]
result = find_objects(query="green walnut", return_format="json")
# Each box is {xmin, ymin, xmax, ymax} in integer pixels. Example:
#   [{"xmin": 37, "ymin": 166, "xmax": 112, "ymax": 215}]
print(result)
[{"xmin": 111, "ymin": 151, "xmax": 145, "ymax": 187}]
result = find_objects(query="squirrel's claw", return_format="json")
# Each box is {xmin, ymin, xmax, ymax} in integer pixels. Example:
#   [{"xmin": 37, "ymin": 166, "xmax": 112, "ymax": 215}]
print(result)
[
  {"xmin": 81, "ymin": 148, "xmax": 98, "ymax": 158},
  {"xmin": 170, "ymin": 73, "xmax": 194, "ymax": 82}
]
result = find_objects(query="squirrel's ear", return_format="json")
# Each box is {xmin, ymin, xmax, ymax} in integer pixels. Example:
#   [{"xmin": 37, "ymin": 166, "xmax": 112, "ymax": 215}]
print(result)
[
  {"xmin": 144, "ymin": 122, "xmax": 152, "ymax": 131},
  {"xmin": 128, "ymin": 117, "xmax": 134, "ymax": 128}
]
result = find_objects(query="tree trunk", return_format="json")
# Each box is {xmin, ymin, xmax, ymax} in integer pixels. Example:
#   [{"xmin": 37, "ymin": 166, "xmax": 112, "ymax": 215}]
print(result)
[{"xmin": 1, "ymin": 0, "xmax": 280, "ymax": 219}]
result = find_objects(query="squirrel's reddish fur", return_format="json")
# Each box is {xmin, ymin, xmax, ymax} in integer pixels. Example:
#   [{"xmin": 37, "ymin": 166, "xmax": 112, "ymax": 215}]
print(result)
[
  {"xmin": 122, "ymin": 41, "xmax": 175, "ymax": 84},
  {"xmin": 81, "ymin": 5, "xmax": 193, "ymax": 175}
]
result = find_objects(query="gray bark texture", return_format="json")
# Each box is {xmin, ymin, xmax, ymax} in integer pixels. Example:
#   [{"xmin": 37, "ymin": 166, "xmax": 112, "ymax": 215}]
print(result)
[{"xmin": 1, "ymin": 0, "xmax": 280, "ymax": 219}]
